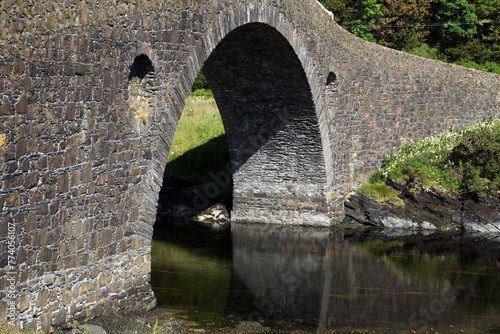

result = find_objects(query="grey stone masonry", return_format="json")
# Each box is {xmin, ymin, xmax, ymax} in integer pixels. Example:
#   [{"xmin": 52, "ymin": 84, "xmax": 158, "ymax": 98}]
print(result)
[{"xmin": 0, "ymin": 0, "xmax": 499, "ymax": 331}]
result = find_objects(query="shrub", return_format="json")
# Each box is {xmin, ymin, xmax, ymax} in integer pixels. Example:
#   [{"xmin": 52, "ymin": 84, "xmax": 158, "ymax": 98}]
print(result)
[
  {"xmin": 190, "ymin": 71, "xmax": 213, "ymax": 96},
  {"xmin": 365, "ymin": 117, "xmax": 500, "ymax": 196},
  {"xmin": 450, "ymin": 120, "xmax": 500, "ymax": 193}
]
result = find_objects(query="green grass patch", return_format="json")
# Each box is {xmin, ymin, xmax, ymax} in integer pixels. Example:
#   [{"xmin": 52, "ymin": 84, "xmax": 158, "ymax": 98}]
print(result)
[
  {"xmin": 166, "ymin": 95, "xmax": 229, "ymax": 184},
  {"xmin": 358, "ymin": 183, "xmax": 404, "ymax": 206},
  {"xmin": 361, "ymin": 117, "xmax": 500, "ymax": 198}
]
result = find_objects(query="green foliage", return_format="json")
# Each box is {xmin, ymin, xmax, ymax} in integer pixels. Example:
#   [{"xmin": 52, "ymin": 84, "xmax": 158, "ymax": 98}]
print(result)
[
  {"xmin": 405, "ymin": 43, "xmax": 444, "ymax": 61},
  {"xmin": 456, "ymin": 60, "xmax": 500, "ymax": 74},
  {"xmin": 190, "ymin": 71, "xmax": 213, "ymax": 96},
  {"xmin": 431, "ymin": 0, "xmax": 478, "ymax": 45},
  {"xmin": 367, "ymin": 118, "xmax": 500, "ymax": 196},
  {"xmin": 351, "ymin": 0, "xmax": 384, "ymax": 42},
  {"xmin": 319, "ymin": 0, "xmax": 358, "ymax": 25},
  {"xmin": 318, "ymin": 0, "xmax": 500, "ymax": 74},
  {"xmin": 450, "ymin": 120, "xmax": 500, "ymax": 193},
  {"xmin": 189, "ymin": 88, "xmax": 213, "ymax": 97}
]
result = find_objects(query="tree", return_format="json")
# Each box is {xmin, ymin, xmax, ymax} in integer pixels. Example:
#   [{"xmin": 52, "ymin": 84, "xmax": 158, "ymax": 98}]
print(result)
[
  {"xmin": 350, "ymin": 0, "xmax": 384, "ymax": 42},
  {"xmin": 430, "ymin": 0, "xmax": 478, "ymax": 46},
  {"xmin": 318, "ymin": 0, "xmax": 500, "ymax": 74}
]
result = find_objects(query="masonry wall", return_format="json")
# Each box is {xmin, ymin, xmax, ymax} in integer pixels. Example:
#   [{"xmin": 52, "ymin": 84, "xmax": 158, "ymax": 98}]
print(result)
[{"xmin": 0, "ymin": 0, "xmax": 499, "ymax": 331}]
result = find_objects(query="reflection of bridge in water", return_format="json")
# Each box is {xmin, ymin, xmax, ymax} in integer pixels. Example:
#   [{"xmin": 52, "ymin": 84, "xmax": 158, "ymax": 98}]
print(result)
[{"xmin": 229, "ymin": 225, "xmax": 500, "ymax": 331}]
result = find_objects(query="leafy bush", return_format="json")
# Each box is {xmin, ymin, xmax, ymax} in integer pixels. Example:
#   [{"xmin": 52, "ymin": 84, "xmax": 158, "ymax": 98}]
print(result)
[
  {"xmin": 450, "ymin": 120, "xmax": 500, "ymax": 193},
  {"xmin": 190, "ymin": 88, "xmax": 213, "ymax": 97},
  {"xmin": 191, "ymin": 71, "xmax": 213, "ymax": 96},
  {"xmin": 366, "ymin": 118, "xmax": 500, "ymax": 196},
  {"xmin": 457, "ymin": 60, "xmax": 500, "ymax": 75},
  {"xmin": 191, "ymin": 71, "xmax": 209, "ymax": 91}
]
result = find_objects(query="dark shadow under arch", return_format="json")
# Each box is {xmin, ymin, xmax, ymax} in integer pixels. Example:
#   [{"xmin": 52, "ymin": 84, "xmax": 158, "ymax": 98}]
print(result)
[{"xmin": 201, "ymin": 23, "xmax": 328, "ymax": 224}]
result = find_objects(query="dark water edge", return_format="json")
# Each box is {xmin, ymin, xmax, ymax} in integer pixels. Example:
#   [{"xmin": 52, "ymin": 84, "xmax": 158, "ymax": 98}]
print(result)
[{"xmin": 150, "ymin": 222, "xmax": 500, "ymax": 334}]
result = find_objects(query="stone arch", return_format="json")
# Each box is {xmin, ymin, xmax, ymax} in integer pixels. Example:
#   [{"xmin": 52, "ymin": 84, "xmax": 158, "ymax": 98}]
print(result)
[
  {"xmin": 145, "ymin": 8, "xmax": 338, "ymax": 227},
  {"xmin": 1, "ymin": 0, "xmax": 499, "ymax": 330},
  {"xmin": 201, "ymin": 22, "xmax": 328, "ymax": 224}
]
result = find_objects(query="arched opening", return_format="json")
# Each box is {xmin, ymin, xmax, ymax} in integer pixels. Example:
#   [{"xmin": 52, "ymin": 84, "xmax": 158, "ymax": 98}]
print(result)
[
  {"xmin": 149, "ymin": 22, "xmax": 329, "ymax": 323},
  {"xmin": 128, "ymin": 54, "xmax": 157, "ymax": 123},
  {"xmin": 154, "ymin": 71, "xmax": 233, "ymax": 225},
  {"xmin": 202, "ymin": 22, "xmax": 328, "ymax": 224},
  {"xmin": 326, "ymin": 72, "xmax": 338, "ymax": 89},
  {"xmin": 129, "ymin": 54, "xmax": 154, "ymax": 80},
  {"xmin": 151, "ymin": 71, "xmax": 233, "ymax": 321}
]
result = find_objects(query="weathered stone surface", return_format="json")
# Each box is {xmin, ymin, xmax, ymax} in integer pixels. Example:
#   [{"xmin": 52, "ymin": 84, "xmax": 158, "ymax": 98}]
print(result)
[
  {"xmin": 70, "ymin": 324, "xmax": 107, "ymax": 334},
  {"xmin": 234, "ymin": 321, "xmax": 265, "ymax": 333},
  {"xmin": 345, "ymin": 182, "xmax": 500, "ymax": 232}
]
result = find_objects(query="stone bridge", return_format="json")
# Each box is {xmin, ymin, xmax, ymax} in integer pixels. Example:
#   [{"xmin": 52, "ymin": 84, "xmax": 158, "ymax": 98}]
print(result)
[{"xmin": 0, "ymin": 0, "xmax": 499, "ymax": 331}]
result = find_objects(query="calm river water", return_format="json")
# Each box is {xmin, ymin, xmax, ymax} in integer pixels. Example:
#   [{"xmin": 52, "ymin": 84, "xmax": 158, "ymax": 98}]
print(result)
[{"xmin": 151, "ymin": 223, "xmax": 500, "ymax": 333}]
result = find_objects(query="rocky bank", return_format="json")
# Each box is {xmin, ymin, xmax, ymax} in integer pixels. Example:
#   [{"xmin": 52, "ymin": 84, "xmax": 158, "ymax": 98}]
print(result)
[{"xmin": 345, "ymin": 180, "xmax": 500, "ymax": 233}]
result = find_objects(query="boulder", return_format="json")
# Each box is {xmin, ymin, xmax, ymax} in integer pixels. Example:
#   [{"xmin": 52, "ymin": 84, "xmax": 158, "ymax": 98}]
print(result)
[
  {"xmin": 192, "ymin": 203, "xmax": 230, "ymax": 231},
  {"xmin": 234, "ymin": 321, "xmax": 265, "ymax": 333}
]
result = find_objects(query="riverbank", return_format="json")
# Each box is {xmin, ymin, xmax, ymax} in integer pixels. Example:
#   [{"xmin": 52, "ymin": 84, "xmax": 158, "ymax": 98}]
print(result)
[
  {"xmin": 50, "ymin": 307, "xmax": 416, "ymax": 333},
  {"xmin": 345, "ymin": 180, "xmax": 500, "ymax": 232},
  {"xmin": 346, "ymin": 117, "xmax": 500, "ymax": 231}
]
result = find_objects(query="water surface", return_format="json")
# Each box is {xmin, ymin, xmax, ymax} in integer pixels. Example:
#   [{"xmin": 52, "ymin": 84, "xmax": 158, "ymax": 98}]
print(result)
[{"xmin": 151, "ymin": 223, "xmax": 500, "ymax": 333}]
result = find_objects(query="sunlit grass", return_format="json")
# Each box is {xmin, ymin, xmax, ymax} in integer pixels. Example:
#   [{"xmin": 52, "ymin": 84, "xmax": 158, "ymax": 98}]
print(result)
[
  {"xmin": 362, "ymin": 117, "xmax": 500, "ymax": 197},
  {"xmin": 357, "ymin": 183, "xmax": 404, "ymax": 206},
  {"xmin": 167, "ymin": 95, "xmax": 225, "ymax": 163},
  {"xmin": 166, "ymin": 95, "xmax": 230, "ymax": 183}
]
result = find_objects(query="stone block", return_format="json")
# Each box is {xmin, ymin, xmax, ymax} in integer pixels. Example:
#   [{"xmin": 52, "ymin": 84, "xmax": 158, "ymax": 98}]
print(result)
[
  {"xmin": 72, "ymin": 284, "xmax": 80, "ymax": 299},
  {"xmin": 54, "ymin": 308, "xmax": 67, "ymax": 325},
  {"xmin": 15, "ymin": 94, "xmax": 27, "ymax": 114},
  {"xmin": 25, "ymin": 211, "xmax": 37, "ymax": 232},
  {"xmin": 62, "ymin": 289, "xmax": 72, "ymax": 305},
  {"xmin": 2, "ymin": 97, "xmax": 12, "ymax": 115},
  {"xmin": 0, "ymin": 301, "xmax": 7, "ymax": 324},
  {"xmin": 39, "ymin": 246, "xmax": 52, "ymax": 262},
  {"xmin": 82, "ymin": 162, "xmax": 93, "ymax": 183},
  {"xmin": 40, "ymin": 310, "xmax": 52, "ymax": 333},
  {"xmin": 16, "ymin": 290, "xmax": 30, "ymax": 312},
  {"xmin": 24, "ymin": 171, "xmax": 39, "ymax": 189},
  {"xmin": 50, "ymin": 155, "xmax": 63, "ymax": 169},
  {"xmin": 101, "ymin": 229, "xmax": 112, "ymax": 245},
  {"xmin": 130, "ymin": 238, "xmax": 140, "ymax": 250},
  {"xmin": 36, "ymin": 288, "xmax": 49, "ymax": 308},
  {"xmin": 119, "ymin": 240, "xmax": 127, "ymax": 252},
  {"xmin": 57, "ymin": 172, "xmax": 70, "ymax": 193}
]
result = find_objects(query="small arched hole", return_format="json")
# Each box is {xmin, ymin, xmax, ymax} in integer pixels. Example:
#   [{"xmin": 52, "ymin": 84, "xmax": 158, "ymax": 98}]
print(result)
[
  {"xmin": 326, "ymin": 71, "xmax": 337, "ymax": 86},
  {"xmin": 326, "ymin": 71, "xmax": 338, "ymax": 94},
  {"xmin": 129, "ymin": 54, "xmax": 155, "ymax": 81}
]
